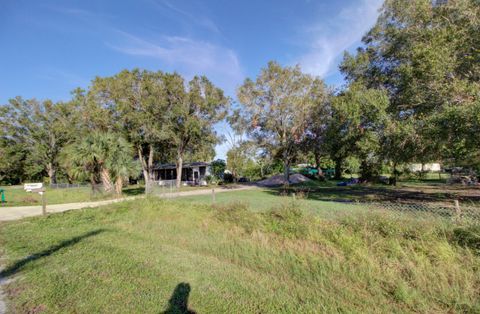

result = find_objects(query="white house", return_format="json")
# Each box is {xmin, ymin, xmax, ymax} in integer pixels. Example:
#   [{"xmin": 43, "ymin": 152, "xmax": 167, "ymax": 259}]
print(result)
[
  {"xmin": 153, "ymin": 162, "xmax": 211, "ymax": 186},
  {"xmin": 408, "ymin": 163, "xmax": 441, "ymax": 172}
]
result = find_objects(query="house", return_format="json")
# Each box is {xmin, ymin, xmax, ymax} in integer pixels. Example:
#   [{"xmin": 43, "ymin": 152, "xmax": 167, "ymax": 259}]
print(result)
[
  {"xmin": 153, "ymin": 162, "xmax": 211, "ymax": 186},
  {"xmin": 408, "ymin": 163, "xmax": 441, "ymax": 172}
]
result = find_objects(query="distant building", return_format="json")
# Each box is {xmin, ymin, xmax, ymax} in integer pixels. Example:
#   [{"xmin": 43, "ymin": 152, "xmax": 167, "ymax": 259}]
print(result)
[
  {"xmin": 153, "ymin": 162, "xmax": 211, "ymax": 186},
  {"xmin": 408, "ymin": 163, "xmax": 441, "ymax": 172}
]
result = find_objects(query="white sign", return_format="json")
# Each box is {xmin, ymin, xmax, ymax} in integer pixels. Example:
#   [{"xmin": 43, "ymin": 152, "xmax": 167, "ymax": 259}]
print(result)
[{"xmin": 24, "ymin": 183, "xmax": 43, "ymax": 192}]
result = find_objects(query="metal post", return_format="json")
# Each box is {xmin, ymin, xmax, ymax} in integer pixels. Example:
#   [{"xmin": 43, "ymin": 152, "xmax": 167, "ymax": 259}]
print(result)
[{"xmin": 212, "ymin": 187, "xmax": 216, "ymax": 204}]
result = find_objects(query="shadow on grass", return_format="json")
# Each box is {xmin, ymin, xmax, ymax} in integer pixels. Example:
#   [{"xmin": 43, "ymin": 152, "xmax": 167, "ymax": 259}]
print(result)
[
  {"xmin": 163, "ymin": 282, "xmax": 196, "ymax": 314},
  {"xmin": 261, "ymin": 183, "xmax": 480, "ymax": 204},
  {"xmin": 123, "ymin": 187, "xmax": 145, "ymax": 196},
  {"xmin": 0, "ymin": 229, "xmax": 106, "ymax": 278}
]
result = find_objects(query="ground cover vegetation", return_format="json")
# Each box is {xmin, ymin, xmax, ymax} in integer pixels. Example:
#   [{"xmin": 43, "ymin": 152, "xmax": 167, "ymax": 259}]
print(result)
[{"xmin": 0, "ymin": 198, "xmax": 478, "ymax": 313}]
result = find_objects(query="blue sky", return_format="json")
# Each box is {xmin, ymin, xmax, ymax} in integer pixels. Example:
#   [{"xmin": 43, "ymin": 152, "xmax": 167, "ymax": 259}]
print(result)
[{"xmin": 0, "ymin": 0, "xmax": 382, "ymax": 159}]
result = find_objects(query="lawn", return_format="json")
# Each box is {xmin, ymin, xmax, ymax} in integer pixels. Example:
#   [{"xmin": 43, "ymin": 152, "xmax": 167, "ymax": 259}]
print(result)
[
  {"xmin": 0, "ymin": 186, "xmax": 144, "ymax": 207},
  {"xmin": 0, "ymin": 197, "xmax": 478, "ymax": 313},
  {"xmin": 0, "ymin": 184, "xmax": 211, "ymax": 207}
]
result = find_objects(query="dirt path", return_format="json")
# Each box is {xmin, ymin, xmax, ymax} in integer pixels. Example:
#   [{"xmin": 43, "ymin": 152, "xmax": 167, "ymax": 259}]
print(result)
[{"xmin": 0, "ymin": 185, "xmax": 256, "ymax": 222}]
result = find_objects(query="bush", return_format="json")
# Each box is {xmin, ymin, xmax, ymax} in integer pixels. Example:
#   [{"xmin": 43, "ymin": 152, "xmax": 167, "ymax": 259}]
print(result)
[{"xmin": 223, "ymin": 172, "xmax": 234, "ymax": 183}]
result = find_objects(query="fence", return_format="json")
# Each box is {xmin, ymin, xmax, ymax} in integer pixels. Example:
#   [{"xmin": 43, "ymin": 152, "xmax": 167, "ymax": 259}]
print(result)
[
  {"xmin": 317, "ymin": 200, "xmax": 480, "ymax": 225},
  {"xmin": 49, "ymin": 183, "xmax": 90, "ymax": 189},
  {"xmin": 149, "ymin": 181, "xmax": 181, "ymax": 198}
]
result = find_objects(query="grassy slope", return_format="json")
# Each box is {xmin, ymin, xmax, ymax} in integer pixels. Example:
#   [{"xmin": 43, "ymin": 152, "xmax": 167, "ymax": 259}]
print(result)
[{"xmin": 0, "ymin": 198, "xmax": 478, "ymax": 313}]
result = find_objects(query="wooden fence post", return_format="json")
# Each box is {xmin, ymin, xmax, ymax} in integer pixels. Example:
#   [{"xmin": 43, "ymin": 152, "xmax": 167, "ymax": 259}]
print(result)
[{"xmin": 454, "ymin": 199, "xmax": 461, "ymax": 221}]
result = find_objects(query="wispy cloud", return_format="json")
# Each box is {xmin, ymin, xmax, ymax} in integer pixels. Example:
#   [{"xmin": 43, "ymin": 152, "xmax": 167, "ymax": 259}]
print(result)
[
  {"xmin": 106, "ymin": 30, "xmax": 243, "ymax": 95},
  {"xmin": 296, "ymin": 0, "xmax": 382, "ymax": 77},
  {"xmin": 45, "ymin": 5, "xmax": 115, "ymax": 20},
  {"xmin": 150, "ymin": 0, "xmax": 221, "ymax": 35},
  {"xmin": 36, "ymin": 67, "xmax": 89, "ymax": 87}
]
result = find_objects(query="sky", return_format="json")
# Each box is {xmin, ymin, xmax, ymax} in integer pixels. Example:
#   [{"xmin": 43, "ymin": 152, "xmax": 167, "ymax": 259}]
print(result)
[{"xmin": 0, "ymin": 0, "xmax": 383, "ymax": 160}]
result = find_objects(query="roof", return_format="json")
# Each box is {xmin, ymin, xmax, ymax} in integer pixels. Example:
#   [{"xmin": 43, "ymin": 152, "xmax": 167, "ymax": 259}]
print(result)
[{"xmin": 154, "ymin": 162, "xmax": 210, "ymax": 170}]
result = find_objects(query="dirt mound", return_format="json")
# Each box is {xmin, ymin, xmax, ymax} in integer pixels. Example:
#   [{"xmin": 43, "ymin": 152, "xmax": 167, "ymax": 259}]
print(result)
[{"xmin": 257, "ymin": 173, "xmax": 311, "ymax": 187}]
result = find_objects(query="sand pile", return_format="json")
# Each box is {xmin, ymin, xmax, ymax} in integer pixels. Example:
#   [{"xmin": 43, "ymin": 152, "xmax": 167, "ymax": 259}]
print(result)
[{"xmin": 257, "ymin": 173, "xmax": 311, "ymax": 187}]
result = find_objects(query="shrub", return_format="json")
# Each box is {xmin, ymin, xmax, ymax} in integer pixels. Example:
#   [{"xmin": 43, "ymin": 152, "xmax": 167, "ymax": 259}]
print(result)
[{"xmin": 223, "ymin": 173, "xmax": 234, "ymax": 183}]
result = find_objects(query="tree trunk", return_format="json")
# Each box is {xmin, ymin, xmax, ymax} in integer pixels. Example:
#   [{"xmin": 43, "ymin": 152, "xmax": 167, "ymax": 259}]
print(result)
[
  {"xmin": 392, "ymin": 162, "xmax": 398, "ymax": 186},
  {"xmin": 47, "ymin": 162, "xmax": 57, "ymax": 184},
  {"xmin": 283, "ymin": 160, "xmax": 290, "ymax": 186},
  {"xmin": 100, "ymin": 168, "xmax": 113, "ymax": 193},
  {"xmin": 142, "ymin": 169, "xmax": 150, "ymax": 194},
  {"xmin": 176, "ymin": 154, "xmax": 183, "ymax": 189},
  {"xmin": 90, "ymin": 174, "xmax": 96, "ymax": 192},
  {"xmin": 148, "ymin": 144, "xmax": 155, "ymax": 184},
  {"xmin": 115, "ymin": 177, "xmax": 123, "ymax": 196},
  {"xmin": 314, "ymin": 152, "xmax": 323, "ymax": 177},
  {"xmin": 138, "ymin": 146, "xmax": 153, "ymax": 194},
  {"xmin": 334, "ymin": 158, "xmax": 343, "ymax": 180}
]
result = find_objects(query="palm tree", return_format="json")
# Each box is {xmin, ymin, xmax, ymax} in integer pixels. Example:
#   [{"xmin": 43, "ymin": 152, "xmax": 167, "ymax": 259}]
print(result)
[
  {"xmin": 64, "ymin": 132, "xmax": 139, "ymax": 195},
  {"xmin": 105, "ymin": 136, "xmax": 140, "ymax": 196}
]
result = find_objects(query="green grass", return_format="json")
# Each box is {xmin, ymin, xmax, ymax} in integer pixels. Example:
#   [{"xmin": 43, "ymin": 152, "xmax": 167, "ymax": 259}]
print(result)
[
  {"xmin": 0, "ymin": 185, "xmax": 145, "ymax": 207},
  {"xmin": 0, "ymin": 184, "xmax": 212, "ymax": 207},
  {"xmin": 174, "ymin": 188, "xmax": 362, "ymax": 215},
  {"xmin": 0, "ymin": 198, "xmax": 479, "ymax": 313}
]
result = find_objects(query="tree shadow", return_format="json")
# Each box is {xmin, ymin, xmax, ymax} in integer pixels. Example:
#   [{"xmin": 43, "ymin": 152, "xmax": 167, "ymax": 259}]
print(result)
[
  {"xmin": 163, "ymin": 282, "xmax": 196, "ymax": 314},
  {"xmin": 123, "ymin": 187, "xmax": 145, "ymax": 196},
  {"xmin": 0, "ymin": 229, "xmax": 106, "ymax": 278},
  {"xmin": 262, "ymin": 184, "xmax": 480, "ymax": 204}
]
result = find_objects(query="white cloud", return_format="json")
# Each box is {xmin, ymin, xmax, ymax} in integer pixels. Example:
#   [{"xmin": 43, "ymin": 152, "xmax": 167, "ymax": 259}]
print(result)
[
  {"xmin": 107, "ymin": 30, "xmax": 243, "ymax": 95},
  {"xmin": 152, "ymin": 0, "xmax": 221, "ymax": 35},
  {"xmin": 297, "ymin": 0, "xmax": 383, "ymax": 77}
]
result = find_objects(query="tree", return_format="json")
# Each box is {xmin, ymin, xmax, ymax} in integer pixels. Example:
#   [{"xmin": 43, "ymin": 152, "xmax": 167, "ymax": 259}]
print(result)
[
  {"xmin": 0, "ymin": 97, "xmax": 78, "ymax": 184},
  {"xmin": 164, "ymin": 74, "xmax": 229, "ymax": 188},
  {"xmin": 324, "ymin": 84, "xmax": 389, "ymax": 180},
  {"xmin": 210, "ymin": 159, "xmax": 226, "ymax": 180},
  {"xmin": 65, "ymin": 132, "xmax": 138, "ymax": 195},
  {"xmin": 303, "ymin": 86, "xmax": 331, "ymax": 175},
  {"xmin": 235, "ymin": 61, "xmax": 325, "ymax": 184},
  {"xmin": 87, "ymin": 69, "xmax": 170, "ymax": 193},
  {"xmin": 0, "ymin": 137, "xmax": 27, "ymax": 184},
  {"xmin": 381, "ymin": 117, "xmax": 423, "ymax": 184},
  {"xmin": 340, "ymin": 0, "xmax": 480, "ymax": 167}
]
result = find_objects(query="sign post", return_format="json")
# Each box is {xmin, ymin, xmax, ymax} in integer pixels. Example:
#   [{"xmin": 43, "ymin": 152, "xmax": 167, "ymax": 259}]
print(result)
[{"xmin": 24, "ymin": 183, "xmax": 46, "ymax": 216}]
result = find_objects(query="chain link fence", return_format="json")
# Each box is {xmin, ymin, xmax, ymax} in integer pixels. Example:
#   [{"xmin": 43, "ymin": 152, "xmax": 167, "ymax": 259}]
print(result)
[
  {"xmin": 149, "ymin": 181, "xmax": 181, "ymax": 198},
  {"xmin": 339, "ymin": 200, "xmax": 480, "ymax": 225},
  {"xmin": 49, "ymin": 183, "xmax": 90, "ymax": 189}
]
